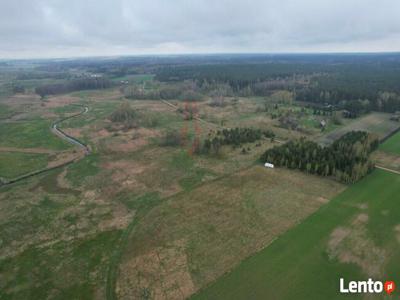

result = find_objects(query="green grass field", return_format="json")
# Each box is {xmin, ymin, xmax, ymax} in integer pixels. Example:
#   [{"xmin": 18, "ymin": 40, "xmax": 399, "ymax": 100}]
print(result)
[
  {"xmin": 380, "ymin": 131, "xmax": 400, "ymax": 155},
  {"xmin": 192, "ymin": 169, "xmax": 400, "ymax": 300},
  {"xmin": 0, "ymin": 119, "xmax": 71, "ymax": 150},
  {"xmin": 0, "ymin": 103, "xmax": 13, "ymax": 119},
  {"xmin": 0, "ymin": 152, "xmax": 49, "ymax": 179}
]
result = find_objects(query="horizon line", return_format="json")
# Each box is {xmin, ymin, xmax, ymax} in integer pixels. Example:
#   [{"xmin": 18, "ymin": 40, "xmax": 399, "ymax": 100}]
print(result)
[{"xmin": 2, "ymin": 50, "xmax": 400, "ymax": 61}]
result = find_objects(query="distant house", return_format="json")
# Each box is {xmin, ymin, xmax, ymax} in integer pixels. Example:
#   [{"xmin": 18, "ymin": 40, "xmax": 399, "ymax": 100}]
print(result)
[
  {"xmin": 342, "ymin": 110, "xmax": 351, "ymax": 118},
  {"xmin": 264, "ymin": 162, "xmax": 274, "ymax": 169}
]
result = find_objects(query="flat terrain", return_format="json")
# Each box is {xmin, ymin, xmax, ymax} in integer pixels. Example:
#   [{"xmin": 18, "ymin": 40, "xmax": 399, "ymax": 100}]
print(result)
[
  {"xmin": 192, "ymin": 169, "xmax": 400, "ymax": 300},
  {"xmin": 317, "ymin": 112, "xmax": 400, "ymax": 145},
  {"xmin": 0, "ymin": 119, "xmax": 71, "ymax": 150},
  {"xmin": 373, "ymin": 129, "xmax": 400, "ymax": 173},
  {"xmin": 0, "ymin": 151, "xmax": 49, "ymax": 179},
  {"xmin": 117, "ymin": 166, "xmax": 344, "ymax": 299},
  {"xmin": 379, "ymin": 130, "xmax": 400, "ymax": 155},
  {"xmin": 1, "ymin": 63, "xmax": 399, "ymax": 300}
]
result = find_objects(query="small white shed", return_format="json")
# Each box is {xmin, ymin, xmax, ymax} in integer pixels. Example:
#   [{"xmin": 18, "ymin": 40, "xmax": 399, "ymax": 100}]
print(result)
[{"xmin": 264, "ymin": 162, "xmax": 274, "ymax": 169}]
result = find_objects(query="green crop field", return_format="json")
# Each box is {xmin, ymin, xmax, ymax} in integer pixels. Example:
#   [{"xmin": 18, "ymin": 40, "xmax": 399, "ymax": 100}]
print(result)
[
  {"xmin": 0, "ymin": 152, "xmax": 49, "ymax": 179},
  {"xmin": 380, "ymin": 131, "xmax": 400, "ymax": 155},
  {"xmin": 193, "ymin": 169, "xmax": 400, "ymax": 300}
]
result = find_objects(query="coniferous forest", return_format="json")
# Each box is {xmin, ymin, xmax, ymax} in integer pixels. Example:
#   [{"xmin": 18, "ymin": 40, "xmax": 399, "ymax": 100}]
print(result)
[{"xmin": 260, "ymin": 131, "xmax": 379, "ymax": 183}]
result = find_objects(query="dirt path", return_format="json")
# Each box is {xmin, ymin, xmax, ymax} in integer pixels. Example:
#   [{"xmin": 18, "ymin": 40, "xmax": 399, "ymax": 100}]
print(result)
[
  {"xmin": 161, "ymin": 99, "xmax": 218, "ymax": 129},
  {"xmin": 375, "ymin": 165, "xmax": 400, "ymax": 175},
  {"xmin": 0, "ymin": 147, "xmax": 57, "ymax": 154}
]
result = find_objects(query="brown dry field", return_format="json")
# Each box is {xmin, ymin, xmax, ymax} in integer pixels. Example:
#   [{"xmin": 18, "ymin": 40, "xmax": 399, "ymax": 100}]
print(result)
[
  {"xmin": 372, "ymin": 150, "xmax": 400, "ymax": 172},
  {"xmin": 117, "ymin": 166, "xmax": 345, "ymax": 300}
]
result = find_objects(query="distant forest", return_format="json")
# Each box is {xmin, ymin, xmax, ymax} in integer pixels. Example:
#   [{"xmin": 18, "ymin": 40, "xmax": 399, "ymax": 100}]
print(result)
[
  {"xmin": 17, "ymin": 53, "xmax": 400, "ymax": 113},
  {"xmin": 154, "ymin": 54, "xmax": 400, "ymax": 114},
  {"xmin": 35, "ymin": 78, "xmax": 113, "ymax": 98}
]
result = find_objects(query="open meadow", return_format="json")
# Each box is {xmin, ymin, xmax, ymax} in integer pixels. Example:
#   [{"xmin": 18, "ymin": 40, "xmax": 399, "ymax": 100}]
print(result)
[
  {"xmin": 192, "ymin": 169, "xmax": 400, "ymax": 300},
  {"xmin": 1, "ymin": 54, "xmax": 400, "ymax": 300},
  {"xmin": 317, "ymin": 112, "xmax": 399, "ymax": 145}
]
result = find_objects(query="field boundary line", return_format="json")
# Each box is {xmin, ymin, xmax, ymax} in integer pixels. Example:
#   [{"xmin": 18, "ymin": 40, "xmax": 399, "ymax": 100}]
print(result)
[{"xmin": 375, "ymin": 165, "xmax": 400, "ymax": 175}]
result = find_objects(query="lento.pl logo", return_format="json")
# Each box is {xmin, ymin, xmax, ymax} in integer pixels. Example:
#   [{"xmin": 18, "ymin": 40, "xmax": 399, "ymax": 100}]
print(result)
[{"xmin": 340, "ymin": 278, "xmax": 396, "ymax": 295}]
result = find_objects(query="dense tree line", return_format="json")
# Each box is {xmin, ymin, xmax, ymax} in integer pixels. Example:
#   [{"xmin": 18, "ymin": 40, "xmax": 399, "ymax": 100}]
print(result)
[
  {"xmin": 35, "ymin": 78, "xmax": 113, "ymax": 98},
  {"xmin": 156, "ymin": 60, "xmax": 400, "ymax": 113},
  {"xmin": 203, "ymin": 127, "xmax": 274, "ymax": 154},
  {"xmin": 261, "ymin": 131, "xmax": 379, "ymax": 183}
]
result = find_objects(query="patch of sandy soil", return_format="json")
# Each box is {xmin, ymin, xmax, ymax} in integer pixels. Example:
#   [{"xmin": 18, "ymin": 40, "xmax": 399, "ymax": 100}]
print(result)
[
  {"xmin": 327, "ymin": 213, "xmax": 386, "ymax": 277},
  {"xmin": 56, "ymin": 169, "xmax": 72, "ymax": 190},
  {"xmin": 352, "ymin": 213, "xmax": 369, "ymax": 225},
  {"xmin": 102, "ymin": 159, "xmax": 150, "ymax": 193},
  {"xmin": 104, "ymin": 160, "xmax": 150, "ymax": 188},
  {"xmin": 357, "ymin": 203, "xmax": 368, "ymax": 210},
  {"xmin": 86, "ymin": 127, "xmax": 112, "ymax": 145},
  {"xmin": 98, "ymin": 203, "xmax": 135, "ymax": 231},
  {"xmin": 317, "ymin": 196, "xmax": 329, "ymax": 204},
  {"xmin": 117, "ymin": 240, "xmax": 195, "ymax": 300}
]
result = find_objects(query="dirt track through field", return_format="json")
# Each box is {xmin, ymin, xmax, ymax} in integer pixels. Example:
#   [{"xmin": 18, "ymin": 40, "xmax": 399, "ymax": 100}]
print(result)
[
  {"xmin": 0, "ymin": 147, "xmax": 57, "ymax": 154},
  {"xmin": 375, "ymin": 165, "xmax": 400, "ymax": 175}
]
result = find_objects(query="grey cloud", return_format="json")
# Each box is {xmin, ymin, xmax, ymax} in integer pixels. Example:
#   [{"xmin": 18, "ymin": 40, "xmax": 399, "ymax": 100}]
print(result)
[{"xmin": 0, "ymin": 0, "xmax": 399, "ymax": 58}]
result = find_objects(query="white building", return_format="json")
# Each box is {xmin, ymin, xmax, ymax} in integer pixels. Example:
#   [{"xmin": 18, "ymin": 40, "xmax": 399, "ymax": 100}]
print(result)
[{"xmin": 264, "ymin": 162, "xmax": 274, "ymax": 169}]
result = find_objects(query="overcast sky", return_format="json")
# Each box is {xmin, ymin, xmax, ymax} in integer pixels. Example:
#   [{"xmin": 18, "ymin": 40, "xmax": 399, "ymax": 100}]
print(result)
[{"xmin": 1, "ymin": 0, "xmax": 400, "ymax": 59}]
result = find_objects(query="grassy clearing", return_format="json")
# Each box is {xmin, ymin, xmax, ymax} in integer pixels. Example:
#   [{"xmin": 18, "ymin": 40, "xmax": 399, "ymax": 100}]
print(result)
[
  {"xmin": 0, "ymin": 229, "xmax": 121, "ymax": 300},
  {"xmin": 318, "ymin": 112, "xmax": 400, "ymax": 145},
  {"xmin": 65, "ymin": 153, "xmax": 100, "ymax": 186},
  {"xmin": 0, "ymin": 119, "xmax": 71, "ymax": 150},
  {"xmin": 116, "ymin": 166, "xmax": 344, "ymax": 299},
  {"xmin": 0, "ymin": 152, "xmax": 49, "ymax": 179},
  {"xmin": 379, "ymin": 130, "xmax": 400, "ymax": 155},
  {"xmin": 0, "ymin": 103, "xmax": 13, "ymax": 119},
  {"xmin": 193, "ymin": 169, "xmax": 400, "ymax": 300}
]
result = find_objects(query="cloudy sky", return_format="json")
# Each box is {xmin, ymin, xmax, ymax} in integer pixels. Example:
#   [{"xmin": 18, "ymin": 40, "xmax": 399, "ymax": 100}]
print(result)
[{"xmin": 1, "ymin": 0, "xmax": 399, "ymax": 58}]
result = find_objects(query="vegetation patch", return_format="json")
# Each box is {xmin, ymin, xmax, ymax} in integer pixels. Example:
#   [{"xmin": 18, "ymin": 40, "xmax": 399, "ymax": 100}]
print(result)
[
  {"xmin": 0, "ymin": 151, "xmax": 49, "ymax": 179},
  {"xmin": 192, "ymin": 170, "xmax": 400, "ymax": 300},
  {"xmin": 0, "ymin": 119, "xmax": 71, "ymax": 150},
  {"xmin": 118, "ymin": 166, "xmax": 344, "ymax": 299},
  {"xmin": 379, "ymin": 130, "xmax": 400, "ymax": 155},
  {"xmin": 262, "ymin": 131, "xmax": 379, "ymax": 183}
]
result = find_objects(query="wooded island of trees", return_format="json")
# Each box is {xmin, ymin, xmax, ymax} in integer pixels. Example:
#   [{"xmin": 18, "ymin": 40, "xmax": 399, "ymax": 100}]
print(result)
[
  {"xmin": 202, "ymin": 127, "xmax": 274, "ymax": 155},
  {"xmin": 261, "ymin": 131, "xmax": 379, "ymax": 183}
]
